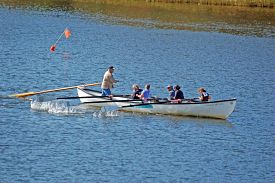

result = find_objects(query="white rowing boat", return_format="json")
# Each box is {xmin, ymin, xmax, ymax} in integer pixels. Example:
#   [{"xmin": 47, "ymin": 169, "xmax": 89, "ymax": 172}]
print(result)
[
  {"xmin": 77, "ymin": 87, "xmax": 137, "ymax": 107},
  {"xmin": 77, "ymin": 88, "xmax": 236, "ymax": 119}
]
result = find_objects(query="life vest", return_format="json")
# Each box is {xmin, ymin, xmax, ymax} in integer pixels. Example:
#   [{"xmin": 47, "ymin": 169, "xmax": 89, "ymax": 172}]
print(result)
[{"xmin": 201, "ymin": 92, "xmax": 209, "ymax": 101}]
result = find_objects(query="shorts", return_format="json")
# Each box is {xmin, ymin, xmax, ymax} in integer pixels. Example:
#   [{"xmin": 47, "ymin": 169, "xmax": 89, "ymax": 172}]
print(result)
[{"xmin": 102, "ymin": 88, "xmax": 111, "ymax": 96}]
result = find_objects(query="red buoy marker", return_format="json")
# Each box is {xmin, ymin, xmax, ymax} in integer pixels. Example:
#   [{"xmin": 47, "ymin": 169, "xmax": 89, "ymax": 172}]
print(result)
[{"xmin": 50, "ymin": 45, "xmax": 56, "ymax": 52}]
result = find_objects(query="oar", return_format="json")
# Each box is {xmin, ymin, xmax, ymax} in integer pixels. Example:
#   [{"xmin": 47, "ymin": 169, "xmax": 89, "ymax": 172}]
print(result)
[
  {"xmin": 57, "ymin": 94, "xmax": 131, "ymax": 100},
  {"xmin": 121, "ymin": 101, "xmax": 169, "ymax": 108},
  {"xmin": 83, "ymin": 99, "xmax": 142, "ymax": 104},
  {"xmin": 10, "ymin": 83, "xmax": 101, "ymax": 98},
  {"xmin": 169, "ymin": 98, "xmax": 200, "ymax": 103}
]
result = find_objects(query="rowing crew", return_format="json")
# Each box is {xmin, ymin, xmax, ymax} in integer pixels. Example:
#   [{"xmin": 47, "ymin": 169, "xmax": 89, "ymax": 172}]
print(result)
[
  {"xmin": 132, "ymin": 84, "xmax": 211, "ymax": 103},
  {"xmin": 167, "ymin": 85, "xmax": 211, "ymax": 102},
  {"xmin": 101, "ymin": 65, "xmax": 211, "ymax": 102}
]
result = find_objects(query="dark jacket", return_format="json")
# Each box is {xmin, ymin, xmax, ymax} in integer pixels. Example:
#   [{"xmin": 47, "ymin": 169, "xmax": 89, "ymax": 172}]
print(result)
[
  {"xmin": 175, "ymin": 90, "xmax": 184, "ymax": 99},
  {"xmin": 132, "ymin": 89, "xmax": 143, "ymax": 99}
]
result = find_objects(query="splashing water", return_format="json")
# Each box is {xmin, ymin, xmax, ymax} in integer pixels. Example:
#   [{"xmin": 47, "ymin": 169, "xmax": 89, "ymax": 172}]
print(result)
[
  {"xmin": 92, "ymin": 110, "xmax": 119, "ymax": 118},
  {"xmin": 30, "ymin": 99, "xmax": 84, "ymax": 114},
  {"xmin": 30, "ymin": 96, "xmax": 119, "ymax": 116},
  {"xmin": 47, "ymin": 101, "xmax": 81, "ymax": 114}
]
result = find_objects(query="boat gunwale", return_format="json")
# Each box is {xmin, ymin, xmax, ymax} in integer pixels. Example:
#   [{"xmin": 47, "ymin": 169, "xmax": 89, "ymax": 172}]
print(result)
[
  {"xmin": 78, "ymin": 88, "xmax": 237, "ymax": 105},
  {"xmin": 160, "ymin": 98, "xmax": 237, "ymax": 105}
]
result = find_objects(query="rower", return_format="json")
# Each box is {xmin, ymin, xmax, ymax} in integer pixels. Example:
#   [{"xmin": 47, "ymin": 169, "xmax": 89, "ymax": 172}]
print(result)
[
  {"xmin": 101, "ymin": 66, "xmax": 119, "ymax": 97},
  {"xmin": 131, "ymin": 84, "xmax": 143, "ymax": 99},
  {"xmin": 198, "ymin": 87, "xmax": 211, "ymax": 101},
  {"xmin": 173, "ymin": 85, "xmax": 184, "ymax": 103},
  {"xmin": 166, "ymin": 85, "xmax": 175, "ymax": 100},
  {"xmin": 138, "ymin": 84, "xmax": 151, "ymax": 101}
]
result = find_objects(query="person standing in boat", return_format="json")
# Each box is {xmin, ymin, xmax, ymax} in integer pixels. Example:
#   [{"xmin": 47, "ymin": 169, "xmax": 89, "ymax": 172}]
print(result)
[
  {"xmin": 198, "ymin": 87, "xmax": 211, "ymax": 101},
  {"xmin": 131, "ymin": 84, "xmax": 143, "ymax": 99},
  {"xmin": 174, "ymin": 85, "xmax": 184, "ymax": 102},
  {"xmin": 101, "ymin": 66, "xmax": 119, "ymax": 96},
  {"xmin": 167, "ymin": 85, "xmax": 175, "ymax": 100},
  {"xmin": 138, "ymin": 84, "xmax": 151, "ymax": 100}
]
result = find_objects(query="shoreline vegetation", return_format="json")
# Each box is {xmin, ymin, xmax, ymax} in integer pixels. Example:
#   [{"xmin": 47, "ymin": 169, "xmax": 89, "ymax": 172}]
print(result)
[
  {"xmin": 0, "ymin": 0, "xmax": 274, "ymax": 37},
  {"xmin": 72, "ymin": 0, "xmax": 275, "ymax": 8},
  {"xmin": 1, "ymin": 0, "xmax": 274, "ymax": 8},
  {"xmin": 145, "ymin": 0, "xmax": 274, "ymax": 8},
  {"xmin": 2, "ymin": 0, "xmax": 273, "ymax": 8}
]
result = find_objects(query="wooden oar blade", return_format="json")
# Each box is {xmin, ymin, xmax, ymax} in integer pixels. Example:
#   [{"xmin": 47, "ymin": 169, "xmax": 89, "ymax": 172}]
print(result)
[
  {"xmin": 10, "ymin": 82, "xmax": 101, "ymax": 98},
  {"xmin": 9, "ymin": 92, "xmax": 36, "ymax": 98}
]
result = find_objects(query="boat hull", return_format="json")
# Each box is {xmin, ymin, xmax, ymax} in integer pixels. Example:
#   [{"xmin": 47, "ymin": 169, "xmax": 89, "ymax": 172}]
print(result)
[
  {"xmin": 121, "ymin": 99, "xmax": 236, "ymax": 119},
  {"xmin": 77, "ymin": 88, "xmax": 236, "ymax": 119}
]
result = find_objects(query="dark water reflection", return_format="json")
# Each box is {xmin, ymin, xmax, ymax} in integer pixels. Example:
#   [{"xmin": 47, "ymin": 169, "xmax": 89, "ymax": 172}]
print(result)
[{"xmin": 0, "ymin": 0, "xmax": 274, "ymax": 37}]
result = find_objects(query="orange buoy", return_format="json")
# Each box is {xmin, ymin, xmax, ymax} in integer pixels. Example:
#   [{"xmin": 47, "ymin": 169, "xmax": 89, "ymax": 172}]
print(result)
[{"xmin": 64, "ymin": 28, "xmax": 71, "ymax": 39}]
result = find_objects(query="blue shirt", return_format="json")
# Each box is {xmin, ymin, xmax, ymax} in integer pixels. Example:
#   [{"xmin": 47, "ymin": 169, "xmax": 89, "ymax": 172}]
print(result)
[{"xmin": 142, "ymin": 89, "xmax": 150, "ymax": 99}]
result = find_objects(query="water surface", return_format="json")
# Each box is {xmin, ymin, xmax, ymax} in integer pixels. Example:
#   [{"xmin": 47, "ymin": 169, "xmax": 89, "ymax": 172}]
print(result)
[{"xmin": 0, "ymin": 2, "xmax": 274, "ymax": 183}]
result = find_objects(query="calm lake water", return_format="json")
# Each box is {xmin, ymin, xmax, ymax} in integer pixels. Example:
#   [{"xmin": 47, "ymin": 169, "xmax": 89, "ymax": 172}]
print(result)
[{"xmin": 0, "ymin": 1, "xmax": 274, "ymax": 183}]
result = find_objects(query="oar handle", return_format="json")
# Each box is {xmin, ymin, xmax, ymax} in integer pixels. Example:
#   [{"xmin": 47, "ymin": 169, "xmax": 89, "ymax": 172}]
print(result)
[
  {"xmin": 57, "ymin": 94, "xmax": 131, "ymax": 100},
  {"xmin": 121, "ymin": 101, "xmax": 169, "ymax": 108},
  {"xmin": 83, "ymin": 83, "xmax": 101, "ymax": 87}
]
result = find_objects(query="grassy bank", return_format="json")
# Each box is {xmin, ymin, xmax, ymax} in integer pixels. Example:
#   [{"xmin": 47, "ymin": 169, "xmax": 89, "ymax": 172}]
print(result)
[
  {"xmin": 74, "ymin": 0, "xmax": 275, "ymax": 8},
  {"xmin": 145, "ymin": 0, "xmax": 274, "ymax": 7},
  {"xmin": 1, "ymin": 0, "xmax": 273, "ymax": 8},
  {"xmin": 0, "ymin": 0, "xmax": 274, "ymax": 37}
]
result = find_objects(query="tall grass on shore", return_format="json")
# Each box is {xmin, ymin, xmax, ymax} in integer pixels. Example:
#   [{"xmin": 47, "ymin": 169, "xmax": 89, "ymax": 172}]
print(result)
[{"xmin": 146, "ymin": 0, "xmax": 274, "ymax": 7}]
